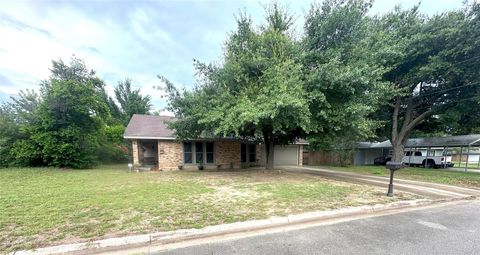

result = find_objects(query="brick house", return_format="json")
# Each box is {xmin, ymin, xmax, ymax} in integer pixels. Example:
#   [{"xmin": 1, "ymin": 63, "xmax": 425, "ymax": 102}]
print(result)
[{"xmin": 123, "ymin": 114, "xmax": 306, "ymax": 170}]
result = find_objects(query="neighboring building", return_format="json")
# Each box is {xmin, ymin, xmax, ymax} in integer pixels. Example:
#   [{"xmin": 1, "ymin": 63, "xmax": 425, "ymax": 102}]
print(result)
[
  {"xmin": 123, "ymin": 114, "xmax": 306, "ymax": 170},
  {"xmin": 354, "ymin": 134, "xmax": 480, "ymax": 166}
]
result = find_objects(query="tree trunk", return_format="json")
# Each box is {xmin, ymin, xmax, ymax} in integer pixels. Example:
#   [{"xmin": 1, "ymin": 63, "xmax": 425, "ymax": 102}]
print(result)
[
  {"xmin": 391, "ymin": 141, "xmax": 405, "ymax": 162},
  {"xmin": 265, "ymin": 139, "xmax": 274, "ymax": 170},
  {"xmin": 390, "ymin": 96, "xmax": 433, "ymax": 163}
]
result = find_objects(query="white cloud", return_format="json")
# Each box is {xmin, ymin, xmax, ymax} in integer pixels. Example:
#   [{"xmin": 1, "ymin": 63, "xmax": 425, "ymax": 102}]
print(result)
[{"xmin": 0, "ymin": 0, "xmax": 466, "ymax": 110}]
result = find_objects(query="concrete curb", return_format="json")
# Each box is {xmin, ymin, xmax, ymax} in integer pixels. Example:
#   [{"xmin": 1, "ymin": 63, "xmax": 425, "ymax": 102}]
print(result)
[{"xmin": 11, "ymin": 197, "xmax": 468, "ymax": 255}]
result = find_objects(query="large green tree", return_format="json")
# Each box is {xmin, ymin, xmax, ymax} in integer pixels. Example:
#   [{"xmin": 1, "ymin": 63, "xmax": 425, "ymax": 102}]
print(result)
[
  {"xmin": 33, "ymin": 79, "xmax": 106, "ymax": 168},
  {"xmin": 372, "ymin": 3, "xmax": 480, "ymax": 161},
  {"xmin": 1, "ymin": 57, "xmax": 130, "ymax": 168},
  {"xmin": 303, "ymin": 0, "xmax": 394, "ymax": 151},
  {"xmin": 165, "ymin": 4, "xmax": 311, "ymax": 169}
]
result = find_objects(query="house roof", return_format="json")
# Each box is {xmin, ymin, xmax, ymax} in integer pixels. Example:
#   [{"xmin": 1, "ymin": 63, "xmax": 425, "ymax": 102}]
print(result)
[
  {"xmin": 123, "ymin": 114, "xmax": 309, "ymax": 145},
  {"xmin": 123, "ymin": 114, "xmax": 176, "ymax": 139},
  {"xmin": 358, "ymin": 134, "xmax": 480, "ymax": 149}
]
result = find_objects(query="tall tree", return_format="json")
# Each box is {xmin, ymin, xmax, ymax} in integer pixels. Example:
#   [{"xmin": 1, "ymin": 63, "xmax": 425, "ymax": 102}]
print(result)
[
  {"xmin": 374, "ymin": 3, "xmax": 480, "ymax": 161},
  {"xmin": 165, "ymin": 4, "xmax": 311, "ymax": 169},
  {"xmin": 114, "ymin": 78, "xmax": 152, "ymax": 125},
  {"xmin": 303, "ymin": 0, "xmax": 394, "ymax": 151},
  {"xmin": 33, "ymin": 79, "xmax": 106, "ymax": 168}
]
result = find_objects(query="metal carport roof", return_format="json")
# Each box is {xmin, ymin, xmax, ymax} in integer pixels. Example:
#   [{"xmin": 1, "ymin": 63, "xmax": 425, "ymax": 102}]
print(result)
[
  {"xmin": 358, "ymin": 134, "xmax": 480, "ymax": 149},
  {"xmin": 405, "ymin": 134, "xmax": 480, "ymax": 148}
]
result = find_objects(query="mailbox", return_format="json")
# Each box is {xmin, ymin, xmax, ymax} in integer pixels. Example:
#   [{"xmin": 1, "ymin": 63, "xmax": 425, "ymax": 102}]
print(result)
[{"xmin": 385, "ymin": 161, "xmax": 403, "ymax": 197}]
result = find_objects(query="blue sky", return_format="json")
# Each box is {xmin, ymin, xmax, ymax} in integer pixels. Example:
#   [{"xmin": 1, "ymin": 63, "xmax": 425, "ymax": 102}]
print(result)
[{"xmin": 0, "ymin": 0, "xmax": 466, "ymax": 113}]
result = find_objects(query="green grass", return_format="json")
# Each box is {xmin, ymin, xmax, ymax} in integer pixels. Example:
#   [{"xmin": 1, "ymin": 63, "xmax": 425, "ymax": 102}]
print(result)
[
  {"xmin": 451, "ymin": 161, "xmax": 480, "ymax": 169},
  {"xmin": 320, "ymin": 165, "xmax": 480, "ymax": 188},
  {"xmin": 0, "ymin": 165, "xmax": 418, "ymax": 253}
]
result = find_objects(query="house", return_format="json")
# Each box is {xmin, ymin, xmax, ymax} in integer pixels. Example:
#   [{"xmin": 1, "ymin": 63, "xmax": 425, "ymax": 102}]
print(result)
[{"xmin": 123, "ymin": 114, "xmax": 306, "ymax": 170}]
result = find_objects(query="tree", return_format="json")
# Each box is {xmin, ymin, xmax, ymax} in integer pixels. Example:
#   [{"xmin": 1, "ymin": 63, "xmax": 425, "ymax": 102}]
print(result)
[
  {"xmin": 0, "ymin": 104, "xmax": 18, "ymax": 167},
  {"xmin": 303, "ymin": 0, "xmax": 394, "ymax": 152},
  {"xmin": 33, "ymin": 79, "xmax": 106, "ymax": 168},
  {"xmin": 114, "ymin": 78, "xmax": 152, "ymax": 125},
  {"xmin": 165, "ymin": 4, "xmax": 311, "ymax": 169},
  {"xmin": 0, "ymin": 57, "xmax": 132, "ymax": 168},
  {"xmin": 374, "ymin": 3, "xmax": 480, "ymax": 161}
]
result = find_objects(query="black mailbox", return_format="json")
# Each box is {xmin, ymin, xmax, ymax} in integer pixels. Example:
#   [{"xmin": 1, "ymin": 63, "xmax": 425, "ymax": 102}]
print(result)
[{"xmin": 385, "ymin": 161, "xmax": 403, "ymax": 197}]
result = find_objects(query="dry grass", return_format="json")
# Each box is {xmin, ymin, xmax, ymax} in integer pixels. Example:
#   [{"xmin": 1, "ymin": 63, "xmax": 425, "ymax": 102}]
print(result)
[{"xmin": 0, "ymin": 165, "xmax": 419, "ymax": 253}]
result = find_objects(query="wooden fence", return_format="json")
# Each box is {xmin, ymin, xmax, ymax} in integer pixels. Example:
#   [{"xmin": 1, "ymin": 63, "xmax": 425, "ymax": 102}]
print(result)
[{"xmin": 303, "ymin": 150, "xmax": 352, "ymax": 166}]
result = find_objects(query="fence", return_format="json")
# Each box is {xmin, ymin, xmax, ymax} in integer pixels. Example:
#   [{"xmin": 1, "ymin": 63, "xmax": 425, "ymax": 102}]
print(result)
[{"xmin": 303, "ymin": 150, "xmax": 352, "ymax": 166}]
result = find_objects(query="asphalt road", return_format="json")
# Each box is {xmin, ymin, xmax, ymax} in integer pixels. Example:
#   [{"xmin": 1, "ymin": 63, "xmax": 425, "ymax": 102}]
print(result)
[{"xmin": 154, "ymin": 200, "xmax": 480, "ymax": 255}]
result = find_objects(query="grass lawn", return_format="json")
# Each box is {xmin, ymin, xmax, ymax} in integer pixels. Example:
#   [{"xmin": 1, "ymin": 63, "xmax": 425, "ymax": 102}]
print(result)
[
  {"xmin": 321, "ymin": 165, "xmax": 480, "ymax": 188},
  {"xmin": 0, "ymin": 165, "xmax": 418, "ymax": 252},
  {"xmin": 451, "ymin": 161, "xmax": 480, "ymax": 170}
]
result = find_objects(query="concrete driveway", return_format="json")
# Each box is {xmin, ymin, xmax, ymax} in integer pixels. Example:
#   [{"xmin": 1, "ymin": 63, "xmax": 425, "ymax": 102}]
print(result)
[{"xmin": 278, "ymin": 166, "xmax": 480, "ymax": 199}]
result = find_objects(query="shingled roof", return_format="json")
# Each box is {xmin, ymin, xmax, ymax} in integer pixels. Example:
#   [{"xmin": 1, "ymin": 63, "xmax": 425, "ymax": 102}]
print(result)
[
  {"xmin": 123, "ymin": 114, "xmax": 309, "ymax": 144},
  {"xmin": 123, "ymin": 114, "xmax": 176, "ymax": 139}
]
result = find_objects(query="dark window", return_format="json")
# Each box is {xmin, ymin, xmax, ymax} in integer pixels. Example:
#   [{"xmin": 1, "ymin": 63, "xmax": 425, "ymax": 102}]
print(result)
[
  {"xmin": 248, "ymin": 144, "xmax": 256, "ymax": 163},
  {"xmin": 415, "ymin": 151, "xmax": 422, "ymax": 156},
  {"xmin": 195, "ymin": 142, "xmax": 204, "ymax": 164},
  {"xmin": 405, "ymin": 151, "xmax": 410, "ymax": 156},
  {"xmin": 184, "ymin": 142, "xmax": 192, "ymax": 163},
  {"xmin": 241, "ymin": 144, "xmax": 247, "ymax": 163},
  {"xmin": 206, "ymin": 142, "xmax": 214, "ymax": 163}
]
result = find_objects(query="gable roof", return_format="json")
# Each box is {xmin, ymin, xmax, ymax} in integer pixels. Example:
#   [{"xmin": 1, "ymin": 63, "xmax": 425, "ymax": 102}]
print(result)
[
  {"xmin": 123, "ymin": 114, "xmax": 309, "ymax": 145},
  {"xmin": 123, "ymin": 114, "xmax": 176, "ymax": 139}
]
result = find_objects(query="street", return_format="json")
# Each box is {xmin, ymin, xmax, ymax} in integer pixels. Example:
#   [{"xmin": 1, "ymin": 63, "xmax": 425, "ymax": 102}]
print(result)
[{"xmin": 154, "ymin": 200, "xmax": 480, "ymax": 255}]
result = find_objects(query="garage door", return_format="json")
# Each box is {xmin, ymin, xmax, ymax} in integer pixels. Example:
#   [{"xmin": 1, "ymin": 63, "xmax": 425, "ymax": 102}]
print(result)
[{"xmin": 274, "ymin": 145, "xmax": 299, "ymax": 166}]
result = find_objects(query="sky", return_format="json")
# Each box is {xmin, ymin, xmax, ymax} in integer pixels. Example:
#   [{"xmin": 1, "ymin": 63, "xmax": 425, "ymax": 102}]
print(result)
[{"xmin": 0, "ymin": 0, "xmax": 466, "ymax": 113}]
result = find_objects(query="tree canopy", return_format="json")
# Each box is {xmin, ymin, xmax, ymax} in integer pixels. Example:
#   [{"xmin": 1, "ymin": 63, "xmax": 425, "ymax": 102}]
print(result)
[
  {"xmin": 166, "ymin": 4, "xmax": 312, "ymax": 169},
  {"xmin": 1, "ymin": 0, "xmax": 478, "ymax": 169},
  {"xmin": 370, "ymin": 2, "xmax": 480, "ymax": 161},
  {"xmin": 0, "ymin": 57, "xmax": 152, "ymax": 168}
]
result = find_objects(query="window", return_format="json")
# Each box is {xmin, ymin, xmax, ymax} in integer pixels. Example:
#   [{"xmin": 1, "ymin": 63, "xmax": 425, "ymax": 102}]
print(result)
[
  {"xmin": 195, "ymin": 142, "xmax": 204, "ymax": 164},
  {"xmin": 241, "ymin": 144, "xmax": 256, "ymax": 163},
  {"xmin": 206, "ymin": 142, "xmax": 214, "ymax": 163},
  {"xmin": 184, "ymin": 142, "xmax": 192, "ymax": 163},
  {"xmin": 414, "ymin": 151, "xmax": 422, "ymax": 156},
  {"xmin": 249, "ymin": 144, "xmax": 256, "ymax": 163},
  {"xmin": 183, "ymin": 141, "xmax": 215, "ymax": 164}
]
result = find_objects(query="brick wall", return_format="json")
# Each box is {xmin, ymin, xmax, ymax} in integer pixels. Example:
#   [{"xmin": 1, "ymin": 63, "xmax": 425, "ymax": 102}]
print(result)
[
  {"xmin": 132, "ymin": 140, "xmax": 139, "ymax": 165},
  {"xmin": 158, "ymin": 140, "xmax": 183, "ymax": 170},
  {"xmin": 215, "ymin": 141, "xmax": 241, "ymax": 168}
]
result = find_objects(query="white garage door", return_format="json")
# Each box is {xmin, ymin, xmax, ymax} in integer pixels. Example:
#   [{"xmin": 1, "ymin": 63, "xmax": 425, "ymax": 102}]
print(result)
[{"xmin": 274, "ymin": 145, "xmax": 299, "ymax": 166}]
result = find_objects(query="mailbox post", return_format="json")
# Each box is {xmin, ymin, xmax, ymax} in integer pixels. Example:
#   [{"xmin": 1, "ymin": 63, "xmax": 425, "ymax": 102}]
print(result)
[{"xmin": 385, "ymin": 161, "xmax": 403, "ymax": 197}]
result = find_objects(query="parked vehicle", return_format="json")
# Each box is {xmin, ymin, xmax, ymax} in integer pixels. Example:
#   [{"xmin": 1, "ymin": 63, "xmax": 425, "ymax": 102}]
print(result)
[
  {"xmin": 374, "ymin": 156, "xmax": 391, "ymax": 166},
  {"xmin": 402, "ymin": 151, "xmax": 454, "ymax": 168}
]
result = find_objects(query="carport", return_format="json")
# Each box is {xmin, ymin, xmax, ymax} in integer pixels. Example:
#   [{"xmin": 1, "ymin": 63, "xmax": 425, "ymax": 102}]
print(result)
[{"xmin": 404, "ymin": 134, "xmax": 480, "ymax": 172}]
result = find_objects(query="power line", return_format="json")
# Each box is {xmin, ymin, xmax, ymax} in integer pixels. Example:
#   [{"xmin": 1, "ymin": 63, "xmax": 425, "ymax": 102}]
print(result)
[
  {"xmin": 410, "ymin": 81, "xmax": 480, "ymax": 99},
  {"xmin": 412, "ymin": 94, "xmax": 480, "ymax": 112}
]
